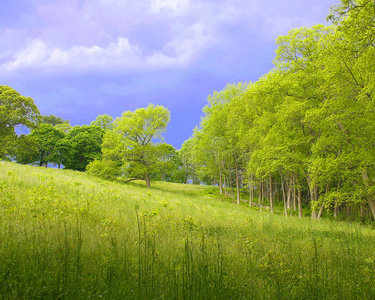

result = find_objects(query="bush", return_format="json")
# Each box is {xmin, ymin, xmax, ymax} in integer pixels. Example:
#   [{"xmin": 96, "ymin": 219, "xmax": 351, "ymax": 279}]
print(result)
[{"xmin": 86, "ymin": 159, "xmax": 119, "ymax": 180}]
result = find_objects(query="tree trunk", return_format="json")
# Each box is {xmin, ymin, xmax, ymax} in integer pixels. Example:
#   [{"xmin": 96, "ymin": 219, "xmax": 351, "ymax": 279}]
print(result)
[
  {"xmin": 249, "ymin": 174, "xmax": 254, "ymax": 207},
  {"xmin": 293, "ymin": 180, "xmax": 297, "ymax": 211},
  {"xmin": 368, "ymin": 199, "xmax": 375, "ymax": 221},
  {"xmin": 287, "ymin": 182, "xmax": 291, "ymax": 210},
  {"xmin": 258, "ymin": 179, "xmax": 261, "ymax": 205},
  {"xmin": 269, "ymin": 174, "xmax": 274, "ymax": 214},
  {"xmin": 223, "ymin": 173, "xmax": 227, "ymax": 197},
  {"xmin": 311, "ymin": 184, "xmax": 318, "ymax": 219},
  {"xmin": 317, "ymin": 205, "xmax": 324, "ymax": 219},
  {"xmin": 363, "ymin": 170, "xmax": 375, "ymax": 221},
  {"xmin": 298, "ymin": 185, "xmax": 302, "ymax": 218},
  {"xmin": 317, "ymin": 184, "xmax": 328, "ymax": 219},
  {"xmin": 230, "ymin": 170, "xmax": 234, "ymax": 194},
  {"xmin": 262, "ymin": 181, "xmax": 265, "ymax": 204},
  {"xmin": 235, "ymin": 156, "xmax": 240, "ymax": 205},
  {"xmin": 219, "ymin": 170, "xmax": 223, "ymax": 194},
  {"xmin": 334, "ymin": 203, "xmax": 339, "ymax": 218},
  {"xmin": 280, "ymin": 174, "xmax": 287, "ymax": 216},
  {"xmin": 145, "ymin": 172, "xmax": 151, "ymax": 188}
]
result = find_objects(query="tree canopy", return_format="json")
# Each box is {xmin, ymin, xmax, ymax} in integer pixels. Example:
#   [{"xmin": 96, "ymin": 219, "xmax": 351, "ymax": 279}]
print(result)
[
  {"xmin": 88, "ymin": 104, "xmax": 170, "ymax": 188},
  {"xmin": 0, "ymin": 86, "xmax": 40, "ymax": 159}
]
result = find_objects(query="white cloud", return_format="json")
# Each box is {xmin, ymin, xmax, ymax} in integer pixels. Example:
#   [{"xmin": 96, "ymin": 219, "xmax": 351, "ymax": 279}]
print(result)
[
  {"xmin": 0, "ymin": 0, "xmax": 335, "ymax": 77},
  {"xmin": 1, "ymin": 23, "xmax": 211, "ymax": 75},
  {"xmin": 149, "ymin": 0, "xmax": 190, "ymax": 15}
]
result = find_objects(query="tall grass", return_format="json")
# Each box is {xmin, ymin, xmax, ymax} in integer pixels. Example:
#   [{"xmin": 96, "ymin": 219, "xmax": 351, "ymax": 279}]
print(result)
[{"xmin": 0, "ymin": 161, "xmax": 374, "ymax": 299}]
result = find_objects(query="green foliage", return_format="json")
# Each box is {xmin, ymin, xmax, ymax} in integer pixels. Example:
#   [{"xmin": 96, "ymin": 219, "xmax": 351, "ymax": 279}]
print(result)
[
  {"xmin": 90, "ymin": 114, "xmax": 114, "ymax": 132},
  {"xmin": 182, "ymin": 1, "xmax": 375, "ymax": 220},
  {"xmin": 97, "ymin": 104, "xmax": 171, "ymax": 188},
  {"xmin": 14, "ymin": 134, "xmax": 39, "ymax": 165},
  {"xmin": 17, "ymin": 123, "xmax": 66, "ymax": 167},
  {"xmin": 54, "ymin": 122, "xmax": 73, "ymax": 134},
  {"xmin": 63, "ymin": 125, "xmax": 104, "ymax": 171},
  {"xmin": 41, "ymin": 114, "xmax": 69, "ymax": 126},
  {"xmin": 86, "ymin": 159, "xmax": 120, "ymax": 180},
  {"xmin": 0, "ymin": 86, "xmax": 40, "ymax": 159}
]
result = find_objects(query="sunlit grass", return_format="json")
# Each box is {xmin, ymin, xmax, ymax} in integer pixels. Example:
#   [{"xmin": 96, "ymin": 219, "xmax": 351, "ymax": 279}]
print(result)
[{"xmin": 0, "ymin": 161, "xmax": 374, "ymax": 299}]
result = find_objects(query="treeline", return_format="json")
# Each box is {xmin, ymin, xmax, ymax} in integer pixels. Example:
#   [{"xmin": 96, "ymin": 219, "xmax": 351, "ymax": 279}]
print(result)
[
  {"xmin": 0, "ymin": 88, "xmax": 106, "ymax": 172},
  {"xmin": 0, "ymin": 89, "xmax": 186, "ymax": 186},
  {"xmin": 180, "ymin": 0, "xmax": 375, "ymax": 221}
]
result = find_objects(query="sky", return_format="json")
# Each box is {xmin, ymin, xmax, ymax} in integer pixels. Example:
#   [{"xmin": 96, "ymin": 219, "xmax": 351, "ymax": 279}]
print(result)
[{"xmin": 0, "ymin": 0, "xmax": 338, "ymax": 148}]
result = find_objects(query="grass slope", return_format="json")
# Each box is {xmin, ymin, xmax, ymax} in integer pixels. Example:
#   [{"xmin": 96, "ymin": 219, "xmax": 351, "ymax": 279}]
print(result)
[{"xmin": 0, "ymin": 161, "xmax": 375, "ymax": 299}]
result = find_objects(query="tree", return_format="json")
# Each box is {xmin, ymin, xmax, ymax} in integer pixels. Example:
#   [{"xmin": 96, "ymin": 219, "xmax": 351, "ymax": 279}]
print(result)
[
  {"xmin": 14, "ymin": 134, "xmax": 39, "ymax": 165},
  {"xmin": 101, "ymin": 104, "xmax": 170, "ymax": 188},
  {"xmin": 0, "ymin": 86, "xmax": 40, "ymax": 158},
  {"xmin": 91, "ymin": 114, "xmax": 114, "ymax": 132},
  {"xmin": 54, "ymin": 122, "xmax": 73, "ymax": 134},
  {"xmin": 152, "ymin": 143, "xmax": 178, "ymax": 182},
  {"xmin": 63, "ymin": 125, "xmax": 104, "ymax": 171},
  {"xmin": 22, "ymin": 124, "xmax": 66, "ymax": 167},
  {"xmin": 41, "ymin": 114, "xmax": 69, "ymax": 126}
]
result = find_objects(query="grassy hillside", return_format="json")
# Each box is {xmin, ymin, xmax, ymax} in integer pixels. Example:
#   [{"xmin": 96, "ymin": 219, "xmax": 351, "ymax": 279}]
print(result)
[{"xmin": 0, "ymin": 161, "xmax": 374, "ymax": 299}]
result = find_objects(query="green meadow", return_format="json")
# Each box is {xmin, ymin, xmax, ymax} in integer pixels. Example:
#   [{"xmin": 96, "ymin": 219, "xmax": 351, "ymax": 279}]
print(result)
[{"xmin": 0, "ymin": 161, "xmax": 374, "ymax": 299}]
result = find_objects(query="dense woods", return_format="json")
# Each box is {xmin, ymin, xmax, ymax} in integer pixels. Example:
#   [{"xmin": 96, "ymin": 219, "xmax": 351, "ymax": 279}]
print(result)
[
  {"xmin": 1, "ymin": 0, "xmax": 375, "ymax": 222},
  {"xmin": 180, "ymin": 0, "xmax": 375, "ymax": 221}
]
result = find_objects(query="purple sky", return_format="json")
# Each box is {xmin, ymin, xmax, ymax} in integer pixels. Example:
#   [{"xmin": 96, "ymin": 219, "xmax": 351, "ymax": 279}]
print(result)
[{"xmin": 0, "ymin": 0, "xmax": 337, "ymax": 148}]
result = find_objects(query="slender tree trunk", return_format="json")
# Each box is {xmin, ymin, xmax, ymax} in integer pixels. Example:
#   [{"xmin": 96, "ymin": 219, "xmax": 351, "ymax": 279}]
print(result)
[
  {"xmin": 235, "ymin": 155, "xmax": 240, "ymax": 205},
  {"xmin": 223, "ymin": 173, "xmax": 227, "ymax": 197},
  {"xmin": 317, "ymin": 184, "xmax": 328, "ymax": 219},
  {"xmin": 258, "ymin": 179, "xmax": 261, "ymax": 206},
  {"xmin": 262, "ymin": 182, "xmax": 265, "ymax": 204},
  {"xmin": 363, "ymin": 170, "xmax": 375, "ymax": 220},
  {"xmin": 145, "ymin": 172, "xmax": 151, "ymax": 188},
  {"xmin": 269, "ymin": 174, "xmax": 274, "ymax": 214},
  {"xmin": 368, "ymin": 199, "xmax": 375, "ymax": 221},
  {"xmin": 287, "ymin": 180, "xmax": 291, "ymax": 210},
  {"xmin": 230, "ymin": 170, "xmax": 234, "ymax": 194},
  {"xmin": 249, "ymin": 174, "xmax": 254, "ymax": 207},
  {"xmin": 280, "ymin": 173, "xmax": 287, "ymax": 216},
  {"xmin": 293, "ymin": 176, "xmax": 297, "ymax": 211},
  {"xmin": 317, "ymin": 205, "xmax": 324, "ymax": 219},
  {"xmin": 249, "ymin": 178, "xmax": 253, "ymax": 207},
  {"xmin": 219, "ymin": 170, "xmax": 223, "ymax": 194},
  {"xmin": 298, "ymin": 185, "xmax": 302, "ymax": 218},
  {"xmin": 334, "ymin": 203, "xmax": 339, "ymax": 218},
  {"xmin": 311, "ymin": 184, "xmax": 318, "ymax": 219}
]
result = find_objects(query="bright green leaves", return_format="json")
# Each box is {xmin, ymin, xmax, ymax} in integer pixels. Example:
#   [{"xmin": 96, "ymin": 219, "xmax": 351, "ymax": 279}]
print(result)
[
  {"xmin": 90, "ymin": 114, "xmax": 114, "ymax": 132},
  {"xmin": 274, "ymin": 25, "xmax": 334, "ymax": 72},
  {"xmin": 114, "ymin": 104, "xmax": 170, "ymax": 148},
  {"xmin": 95, "ymin": 104, "xmax": 171, "ymax": 187},
  {"xmin": 183, "ymin": 1, "xmax": 375, "ymax": 219},
  {"xmin": 0, "ymin": 86, "xmax": 40, "ymax": 134},
  {"xmin": 0, "ymin": 86, "xmax": 40, "ymax": 159}
]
